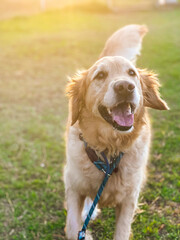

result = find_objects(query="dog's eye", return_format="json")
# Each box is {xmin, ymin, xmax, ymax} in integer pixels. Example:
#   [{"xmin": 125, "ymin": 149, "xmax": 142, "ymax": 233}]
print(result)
[
  {"xmin": 94, "ymin": 71, "xmax": 108, "ymax": 80},
  {"xmin": 128, "ymin": 69, "xmax": 136, "ymax": 77}
]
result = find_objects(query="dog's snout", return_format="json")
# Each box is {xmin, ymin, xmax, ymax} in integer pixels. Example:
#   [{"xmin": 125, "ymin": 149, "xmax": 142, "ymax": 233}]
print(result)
[{"xmin": 114, "ymin": 81, "xmax": 135, "ymax": 95}]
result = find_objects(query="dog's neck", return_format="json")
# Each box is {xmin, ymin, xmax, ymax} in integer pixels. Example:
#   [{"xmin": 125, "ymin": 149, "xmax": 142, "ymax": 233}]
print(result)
[{"xmin": 78, "ymin": 107, "xmax": 147, "ymax": 155}]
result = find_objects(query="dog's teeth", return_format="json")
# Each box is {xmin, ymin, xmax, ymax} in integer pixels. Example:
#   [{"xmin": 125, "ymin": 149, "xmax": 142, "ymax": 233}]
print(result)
[
  {"xmin": 130, "ymin": 104, "xmax": 135, "ymax": 114},
  {"xmin": 107, "ymin": 108, "xmax": 111, "ymax": 115}
]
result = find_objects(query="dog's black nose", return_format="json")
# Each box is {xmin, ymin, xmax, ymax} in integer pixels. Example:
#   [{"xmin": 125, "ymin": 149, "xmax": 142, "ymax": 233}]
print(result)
[{"xmin": 114, "ymin": 81, "xmax": 135, "ymax": 95}]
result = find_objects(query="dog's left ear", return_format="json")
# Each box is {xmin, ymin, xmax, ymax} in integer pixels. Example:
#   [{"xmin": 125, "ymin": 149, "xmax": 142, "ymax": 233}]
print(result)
[
  {"xmin": 66, "ymin": 71, "xmax": 88, "ymax": 125},
  {"xmin": 138, "ymin": 69, "xmax": 169, "ymax": 110}
]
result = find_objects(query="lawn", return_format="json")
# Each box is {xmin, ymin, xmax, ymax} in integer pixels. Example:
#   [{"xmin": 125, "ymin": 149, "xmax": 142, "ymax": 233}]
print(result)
[{"xmin": 0, "ymin": 3, "xmax": 179, "ymax": 240}]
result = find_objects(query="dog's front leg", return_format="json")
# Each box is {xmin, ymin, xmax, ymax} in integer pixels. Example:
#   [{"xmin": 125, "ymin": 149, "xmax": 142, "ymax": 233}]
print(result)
[
  {"xmin": 65, "ymin": 189, "xmax": 85, "ymax": 240},
  {"xmin": 114, "ymin": 196, "xmax": 138, "ymax": 240}
]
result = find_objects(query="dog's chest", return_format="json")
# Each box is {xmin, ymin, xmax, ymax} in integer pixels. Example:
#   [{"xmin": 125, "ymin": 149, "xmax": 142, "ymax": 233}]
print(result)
[
  {"xmin": 80, "ymin": 160, "xmax": 135, "ymax": 207},
  {"xmin": 67, "ymin": 125, "xmax": 149, "ymax": 206}
]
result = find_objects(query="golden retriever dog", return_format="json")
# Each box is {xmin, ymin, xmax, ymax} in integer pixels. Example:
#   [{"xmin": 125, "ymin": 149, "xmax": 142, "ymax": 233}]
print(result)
[{"xmin": 64, "ymin": 25, "xmax": 169, "ymax": 240}]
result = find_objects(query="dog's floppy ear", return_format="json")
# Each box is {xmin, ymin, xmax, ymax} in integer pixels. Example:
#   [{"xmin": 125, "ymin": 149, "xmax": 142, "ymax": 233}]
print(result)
[
  {"xmin": 139, "ymin": 69, "xmax": 169, "ymax": 110},
  {"xmin": 66, "ymin": 71, "xmax": 88, "ymax": 125}
]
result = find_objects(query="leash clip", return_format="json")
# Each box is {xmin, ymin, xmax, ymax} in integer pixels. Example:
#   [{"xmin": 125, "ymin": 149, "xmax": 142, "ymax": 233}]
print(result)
[{"xmin": 78, "ymin": 230, "xmax": 86, "ymax": 240}]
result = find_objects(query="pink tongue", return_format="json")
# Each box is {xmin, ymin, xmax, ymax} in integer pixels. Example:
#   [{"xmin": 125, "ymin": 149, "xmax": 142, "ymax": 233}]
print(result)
[{"xmin": 112, "ymin": 103, "xmax": 134, "ymax": 127}]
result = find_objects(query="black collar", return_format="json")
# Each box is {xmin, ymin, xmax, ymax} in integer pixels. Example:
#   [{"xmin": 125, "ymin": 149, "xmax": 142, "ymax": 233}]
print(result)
[{"xmin": 79, "ymin": 134, "xmax": 124, "ymax": 174}]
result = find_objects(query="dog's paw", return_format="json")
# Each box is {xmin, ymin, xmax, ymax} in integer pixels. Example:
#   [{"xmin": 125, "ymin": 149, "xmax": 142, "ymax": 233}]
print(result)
[
  {"xmin": 86, "ymin": 230, "xmax": 93, "ymax": 240},
  {"xmin": 82, "ymin": 197, "xmax": 101, "ymax": 221}
]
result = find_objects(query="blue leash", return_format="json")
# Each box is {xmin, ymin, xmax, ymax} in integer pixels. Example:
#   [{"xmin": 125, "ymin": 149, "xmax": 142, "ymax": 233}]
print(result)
[{"xmin": 78, "ymin": 146, "xmax": 124, "ymax": 240}]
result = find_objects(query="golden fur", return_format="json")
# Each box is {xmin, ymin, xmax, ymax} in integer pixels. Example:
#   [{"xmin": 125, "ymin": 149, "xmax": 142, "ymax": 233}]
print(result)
[
  {"xmin": 99, "ymin": 24, "xmax": 148, "ymax": 64},
  {"xmin": 64, "ymin": 26, "xmax": 168, "ymax": 240}
]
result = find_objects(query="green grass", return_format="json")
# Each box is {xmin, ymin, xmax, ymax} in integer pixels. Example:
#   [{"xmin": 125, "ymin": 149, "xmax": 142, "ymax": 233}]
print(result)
[{"xmin": 0, "ymin": 5, "xmax": 180, "ymax": 240}]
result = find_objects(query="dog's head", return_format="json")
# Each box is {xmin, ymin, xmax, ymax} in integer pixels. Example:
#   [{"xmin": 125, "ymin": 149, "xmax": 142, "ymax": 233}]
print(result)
[{"xmin": 67, "ymin": 56, "xmax": 168, "ymax": 133}]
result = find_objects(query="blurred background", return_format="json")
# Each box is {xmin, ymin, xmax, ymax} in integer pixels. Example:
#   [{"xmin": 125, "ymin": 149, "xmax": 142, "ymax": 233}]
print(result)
[
  {"xmin": 0, "ymin": 0, "xmax": 179, "ymax": 239},
  {"xmin": 1, "ymin": 0, "xmax": 180, "ymax": 19}
]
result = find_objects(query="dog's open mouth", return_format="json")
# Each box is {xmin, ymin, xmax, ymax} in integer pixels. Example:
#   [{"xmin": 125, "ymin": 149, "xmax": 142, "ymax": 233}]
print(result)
[{"xmin": 98, "ymin": 102, "xmax": 135, "ymax": 131}]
